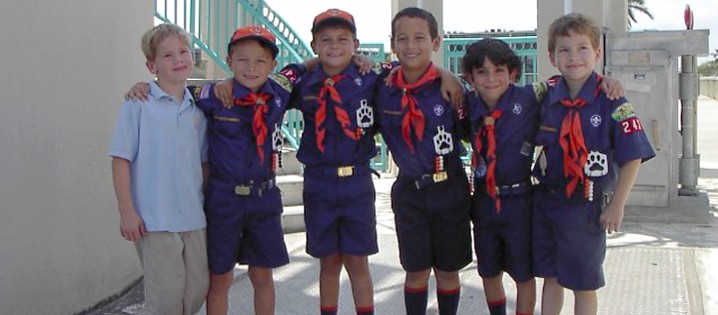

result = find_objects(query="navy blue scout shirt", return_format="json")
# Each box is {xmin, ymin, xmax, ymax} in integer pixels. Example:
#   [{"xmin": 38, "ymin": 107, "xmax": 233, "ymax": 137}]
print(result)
[
  {"xmin": 289, "ymin": 63, "xmax": 387, "ymax": 167},
  {"xmin": 533, "ymin": 73, "xmax": 655, "ymax": 192},
  {"xmin": 197, "ymin": 74, "xmax": 293, "ymax": 184},
  {"xmin": 375, "ymin": 68, "xmax": 465, "ymax": 177},
  {"xmin": 465, "ymin": 83, "xmax": 544, "ymax": 186}
]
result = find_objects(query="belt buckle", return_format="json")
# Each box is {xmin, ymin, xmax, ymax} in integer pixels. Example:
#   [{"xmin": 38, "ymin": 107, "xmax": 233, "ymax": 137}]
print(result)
[
  {"xmin": 432, "ymin": 171, "xmax": 448, "ymax": 183},
  {"xmin": 337, "ymin": 166, "xmax": 354, "ymax": 177},
  {"xmin": 234, "ymin": 185, "xmax": 251, "ymax": 196}
]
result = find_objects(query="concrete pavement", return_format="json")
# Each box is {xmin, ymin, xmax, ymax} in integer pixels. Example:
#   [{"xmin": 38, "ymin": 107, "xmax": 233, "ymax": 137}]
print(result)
[{"xmin": 84, "ymin": 96, "xmax": 718, "ymax": 315}]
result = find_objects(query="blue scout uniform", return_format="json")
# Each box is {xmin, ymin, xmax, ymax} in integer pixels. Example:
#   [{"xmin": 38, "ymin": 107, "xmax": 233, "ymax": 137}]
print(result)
[
  {"xmin": 466, "ymin": 83, "xmax": 545, "ymax": 283},
  {"xmin": 289, "ymin": 63, "xmax": 386, "ymax": 258},
  {"xmin": 374, "ymin": 64, "xmax": 472, "ymax": 272},
  {"xmin": 198, "ymin": 74, "xmax": 294, "ymax": 274},
  {"xmin": 532, "ymin": 73, "xmax": 655, "ymax": 290}
]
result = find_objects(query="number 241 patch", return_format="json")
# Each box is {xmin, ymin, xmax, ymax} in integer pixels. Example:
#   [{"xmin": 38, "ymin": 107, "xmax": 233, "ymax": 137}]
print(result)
[{"xmin": 621, "ymin": 117, "xmax": 643, "ymax": 134}]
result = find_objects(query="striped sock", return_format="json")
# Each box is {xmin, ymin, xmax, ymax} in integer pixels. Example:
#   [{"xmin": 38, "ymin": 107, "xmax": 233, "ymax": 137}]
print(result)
[
  {"xmin": 356, "ymin": 305, "xmax": 374, "ymax": 315},
  {"xmin": 437, "ymin": 287, "xmax": 460, "ymax": 315},
  {"xmin": 487, "ymin": 297, "xmax": 507, "ymax": 315},
  {"xmin": 320, "ymin": 305, "xmax": 337, "ymax": 315},
  {"xmin": 404, "ymin": 285, "xmax": 428, "ymax": 315}
]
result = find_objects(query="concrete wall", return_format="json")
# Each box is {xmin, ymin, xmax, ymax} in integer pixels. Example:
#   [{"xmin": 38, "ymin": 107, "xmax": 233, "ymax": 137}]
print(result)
[
  {"xmin": 0, "ymin": 1, "xmax": 152, "ymax": 314},
  {"xmin": 701, "ymin": 77, "xmax": 718, "ymax": 100}
]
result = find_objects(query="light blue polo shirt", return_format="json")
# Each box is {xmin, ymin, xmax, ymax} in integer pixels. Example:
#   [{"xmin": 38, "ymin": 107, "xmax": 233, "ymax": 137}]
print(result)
[{"xmin": 110, "ymin": 81, "xmax": 208, "ymax": 232}]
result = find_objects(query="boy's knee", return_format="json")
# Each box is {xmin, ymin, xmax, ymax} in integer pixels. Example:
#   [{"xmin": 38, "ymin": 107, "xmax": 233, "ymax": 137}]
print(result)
[
  {"xmin": 248, "ymin": 267, "xmax": 274, "ymax": 287},
  {"xmin": 209, "ymin": 271, "xmax": 234, "ymax": 293}
]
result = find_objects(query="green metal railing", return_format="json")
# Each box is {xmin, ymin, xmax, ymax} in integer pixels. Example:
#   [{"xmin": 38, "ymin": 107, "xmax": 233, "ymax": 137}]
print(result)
[{"xmin": 443, "ymin": 36, "xmax": 538, "ymax": 86}]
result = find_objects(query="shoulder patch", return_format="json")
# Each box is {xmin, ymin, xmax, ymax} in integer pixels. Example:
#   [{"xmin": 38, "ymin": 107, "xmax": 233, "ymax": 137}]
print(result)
[
  {"xmin": 611, "ymin": 102, "xmax": 636, "ymax": 121},
  {"xmin": 269, "ymin": 73, "xmax": 293, "ymax": 93},
  {"xmin": 532, "ymin": 81, "xmax": 548, "ymax": 102}
]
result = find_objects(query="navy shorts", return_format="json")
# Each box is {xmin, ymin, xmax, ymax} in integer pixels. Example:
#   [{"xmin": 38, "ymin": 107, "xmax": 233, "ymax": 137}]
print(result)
[
  {"xmin": 303, "ymin": 168, "xmax": 378, "ymax": 258},
  {"xmin": 391, "ymin": 172, "xmax": 472, "ymax": 272},
  {"xmin": 205, "ymin": 186, "xmax": 289, "ymax": 274},
  {"xmin": 472, "ymin": 191, "xmax": 533, "ymax": 282},
  {"xmin": 532, "ymin": 187, "xmax": 606, "ymax": 291}
]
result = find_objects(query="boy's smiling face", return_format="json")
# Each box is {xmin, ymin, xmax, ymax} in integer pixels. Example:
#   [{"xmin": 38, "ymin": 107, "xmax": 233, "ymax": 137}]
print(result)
[
  {"xmin": 227, "ymin": 39, "xmax": 277, "ymax": 92},
  {"xmin": 391, "ymin": 16, "xmax": 440, "ymax": 76},
  {"xmin": 311, "ymin": 26, "xmax": 359, "ymax": 76},
  {"xmin": 146, "ymin": 35, "xmax": 194, "ymax": 85},
  {"xmin": 549, "ymin": 30, "xmax": 601, "ymax": 87},
  {"xmin": 467, "ymin": 57, "xmax": 515, "ymax": 108}
]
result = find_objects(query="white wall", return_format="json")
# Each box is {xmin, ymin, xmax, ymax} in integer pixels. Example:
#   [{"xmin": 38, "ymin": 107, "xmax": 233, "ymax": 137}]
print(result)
[{"xmin": 0, "ymin": 1, "xmax": 152, "ymax": 313}]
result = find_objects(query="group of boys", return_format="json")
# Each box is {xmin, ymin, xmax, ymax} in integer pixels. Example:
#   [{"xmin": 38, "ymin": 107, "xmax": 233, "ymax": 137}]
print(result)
[{"xmin": 111, "ymin": 5, "xmax": 654, "ymax": 315}]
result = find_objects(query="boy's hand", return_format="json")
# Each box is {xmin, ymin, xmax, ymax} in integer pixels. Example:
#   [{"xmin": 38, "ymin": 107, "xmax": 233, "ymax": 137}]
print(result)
[
  {"xmin": 125, "ymin": 82, "xmax": 150, "ymax": 101},
  {"xmin": 352, "ymin": 54, "xmax": 373, "ymax": 75},
  {"xmin": 120, "ymin": 209, "xmax": 146, "ymax": 242},
  {"xmin": 601, "ymin": 77, "xmax": 625, "ymax": 100},
  {"xmin": 438, "ymin": 68, "xmax": 464, "ymax": 109},
  {"xmin": 600, "ymin": 200, "xmax": 624, "ymax": 234},
  {"xmin": 214, "ymin": 78, "xmax": 235, "ymax": 108},
  {"xmin": 385, "ymin": 66, "xmax": 400, "ymax": 87}
]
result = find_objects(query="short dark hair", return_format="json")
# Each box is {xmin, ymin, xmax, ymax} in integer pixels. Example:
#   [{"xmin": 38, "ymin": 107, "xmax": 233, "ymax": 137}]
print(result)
[
  {"xmin": 391, "ymin": 7, "xmax": 438, "ymax": 40},
  {"xmin": 461, "ymin": 37, "xmax": 522, "ymax": 80}
]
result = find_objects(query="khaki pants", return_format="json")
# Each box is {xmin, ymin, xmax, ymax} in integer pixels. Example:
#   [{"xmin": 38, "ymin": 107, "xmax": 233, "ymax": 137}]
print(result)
[{"xmin": 135, "ymin": 229, "xmax": 209, "ymax": 315}]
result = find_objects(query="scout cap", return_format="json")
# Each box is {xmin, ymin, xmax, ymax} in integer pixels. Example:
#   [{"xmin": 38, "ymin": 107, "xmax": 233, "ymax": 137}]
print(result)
[
  {"xmin": 311, "ymin": 9, "xmax": 356, "ymax": 34},
  {"xmin": 228, "ymin": 25, "xmax": 279, "ymax": 57}
]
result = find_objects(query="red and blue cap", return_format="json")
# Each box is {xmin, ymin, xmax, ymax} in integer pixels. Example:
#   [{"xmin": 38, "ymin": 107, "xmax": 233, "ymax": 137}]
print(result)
[
  {"xmin": 228, "ymin": 25, "xmax": 279, "ymax": 57},
  {"xmin": 311, "ymin": 9, "xmax": 356, "ymax": 34}
]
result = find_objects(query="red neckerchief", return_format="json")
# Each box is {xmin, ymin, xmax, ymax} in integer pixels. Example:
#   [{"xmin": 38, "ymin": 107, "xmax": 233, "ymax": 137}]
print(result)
[
  {"xmin": 474, "ymin": 110, "xmax": 503, "ymax": 211},
  {"xmin": 235, "ymin": 92, "xmax": 271, "ymax": 163},
  {"xmin": 559, "ymin": 97, "xmax": 588, "ymax": 198},
  {"xmin": 391, "ymin": 64, "xmax": 439, "ymax": 154},
  {"xmin": 315, "ymin": 74, "xmax": 361, "ymax": 153}
]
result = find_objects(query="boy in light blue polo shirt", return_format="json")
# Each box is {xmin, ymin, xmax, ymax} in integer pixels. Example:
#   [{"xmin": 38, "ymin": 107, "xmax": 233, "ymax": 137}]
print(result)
[{"xmin": 109, "ymin": 23, "xmax": 209, "ymax": 315}]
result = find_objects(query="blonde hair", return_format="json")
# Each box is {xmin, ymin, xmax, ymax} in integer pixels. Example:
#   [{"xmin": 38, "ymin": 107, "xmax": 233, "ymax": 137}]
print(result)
[
  {"xmin": 547, "ymin": 13, "xmax": 601, "ymax": 53},
  {"xmin": 141, "ymin": 23, "xmax": 192, "ymax": 61}
]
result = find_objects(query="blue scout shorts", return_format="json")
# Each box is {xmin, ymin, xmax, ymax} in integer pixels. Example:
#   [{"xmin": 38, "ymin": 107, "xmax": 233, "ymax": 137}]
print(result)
[
  {"xmin": 205, "ymin": 186, "xmax": 289, "ymax": 274},
  {"xmin": 303, "ymin": 166, "xmax": 378, "ymax": 258},
  {"xmin": 391, "ymin": 171, "xmax": 472, "ymax": 272},
  {"xmin": 532, "ymin": 187, "xmax": 606, "ymax": 291},
  {"xmin": 472, "ymin": 191, "xmax": 533, "ymax": 282}
]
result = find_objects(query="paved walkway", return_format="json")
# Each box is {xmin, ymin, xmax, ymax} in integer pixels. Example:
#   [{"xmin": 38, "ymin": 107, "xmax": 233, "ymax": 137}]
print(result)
[{"xmin": 87, "ymin": 96, "xmax": 718, "ymax": 315}]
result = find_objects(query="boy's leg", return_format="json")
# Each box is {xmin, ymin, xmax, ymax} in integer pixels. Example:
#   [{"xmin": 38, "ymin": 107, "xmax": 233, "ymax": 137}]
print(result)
[
  {"xmin": 181, "ymin": 229, "xmax": 210, "ymax": 315},
  {"xmin": 540, "ymin": 277, "xmax": 564, "ymax": 315},
  {"xmin": 136, "ymin": 232, "xmax": 185, "ymax": 315},
  {"xmin": 405, "ymin": 269, "xmax": 431, "ymax": 315},
  {"xmin": 573, "ymin": 290, "xmax": 598, "ymax": 315},
  {"xmin": 343, "ymin": 255, "xmax": 374, "ymax": 314},
  {"xmin": 435, "ymin": 269, "xmax": 461, "ymax": 315},
  {"xmin": 320, "ymin": 253, "xmax": 343, "ymax": 314},
  {"xmin": 248, "ymin": 266, "xmax": 275, "ymax": 315},
  {"xmin": 515, "ymin": 278, "xmax": 536, "ymax": 315},
  {"xmin": 481, "ymin": 274, "xmax": 506, "ymax": 315},
  {"xmin": 207, "ymin": 271, "xmax": 234, "ymax": 315}
]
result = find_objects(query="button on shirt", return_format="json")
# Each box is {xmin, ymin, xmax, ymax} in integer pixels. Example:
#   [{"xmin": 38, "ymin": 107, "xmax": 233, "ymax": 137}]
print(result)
[{"xmin": 109, "ymin": 81, "xmax": 208, "ymax": 232}]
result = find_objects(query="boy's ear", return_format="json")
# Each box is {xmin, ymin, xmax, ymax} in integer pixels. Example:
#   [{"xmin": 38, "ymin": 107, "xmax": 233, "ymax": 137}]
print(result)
[
  {"xmin": 226, "ymin": 55, "xmax": 232, "ymax": 68},
  {"xmin": 353, "ymin": 38, "xmax": 360, "ymax": 52},
  {"xmin": 595, "ymin": 47, "xmax": 603, "ymax": 62},
  {"xmin": 310, "ymin": 40, "xmax": 318, "ymax": 55},
  {"xmin": 510, "ymin": 69, "xmax": 520, "ymax": 82},
  {"xmin": 145, "ymin": 60, "xmax": 157, "ymax": 75},
  {"xmin": 432, "ymin": 36, "xmax": 442, "ymax": 52}
]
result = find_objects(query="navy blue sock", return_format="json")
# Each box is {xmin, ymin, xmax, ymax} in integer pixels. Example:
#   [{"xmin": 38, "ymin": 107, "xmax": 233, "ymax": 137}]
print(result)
[
  {"xmin": 356, "ymin": 305, "xmax": 374, "ymax": 315},
  {"xmin": 437, "ymin": 288, "xmax": 460, "ymax": 315},
  {"xmin": 404, "ymin": 285, "xmax": 428, "ymax": 315},
  {"xmin": 487, "ymin": 297, "xmax": 507, "ymax": 315},
  {"xmin": 320, "ymin": 305, "xmax": 337, "ymax": 315}
]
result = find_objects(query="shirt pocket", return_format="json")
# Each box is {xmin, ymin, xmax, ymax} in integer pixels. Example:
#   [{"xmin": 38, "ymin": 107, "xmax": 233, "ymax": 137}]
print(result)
[{"xmin": 212, "ymin": 113, "xmax": 250, "ymax": 139}]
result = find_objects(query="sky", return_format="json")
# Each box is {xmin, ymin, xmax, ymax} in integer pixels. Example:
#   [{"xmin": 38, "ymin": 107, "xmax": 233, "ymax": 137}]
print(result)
[{"xmin": 264, "ymin": 0, "xmax": 717, "ymax": 64}]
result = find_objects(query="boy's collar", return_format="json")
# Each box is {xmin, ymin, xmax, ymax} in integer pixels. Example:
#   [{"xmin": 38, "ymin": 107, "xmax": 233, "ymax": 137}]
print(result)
[
  {"xmin": 149, "ymin": 81, "xmax": 192, "ymax": 103},
  {"xmin": 547, "ymin": 72, "xmax": 599, "ymax": 105},
  {"xmin": 305, "ymin": 63, "xmax": 358, "ymax": 87}
]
